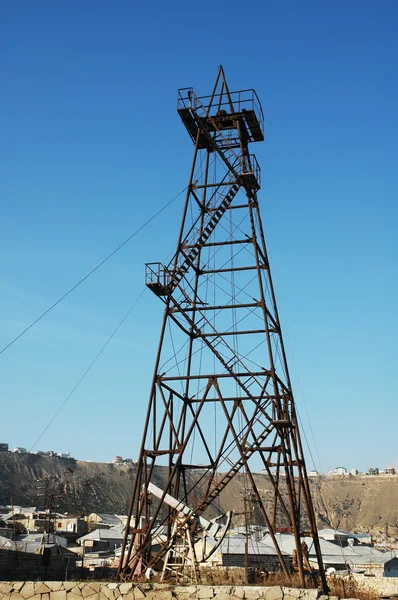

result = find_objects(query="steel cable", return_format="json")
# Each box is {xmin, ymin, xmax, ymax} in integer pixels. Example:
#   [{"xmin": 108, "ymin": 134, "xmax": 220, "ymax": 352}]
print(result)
[
  {"xmin": 0, "ymin": 186, "xmax": 187, "ymax": 357},
  {"xmin": 29, "ymin": 288, "xmax": 146, "ymax": 452}
]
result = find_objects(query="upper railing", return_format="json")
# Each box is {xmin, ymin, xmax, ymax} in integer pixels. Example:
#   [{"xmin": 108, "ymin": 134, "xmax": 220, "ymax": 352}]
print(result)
[
  {"xmin": 177, "ymin": 88, "xmax": 264, "ymax": 148},
  {"xmin": 178, "ymin": 88, "xmax": 264, "ymax": 125}
]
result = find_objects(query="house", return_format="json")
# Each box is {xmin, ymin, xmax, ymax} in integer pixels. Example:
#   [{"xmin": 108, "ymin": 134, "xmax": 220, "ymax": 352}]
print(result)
[
  {"xmin": 318, "ymin": 528, "xmax": 353, "ymax": 546},
  {"xmin": 262, "ymin": 531, "xmax": 357, "ymax": 567},
  {"xmin": 308, "ymin": 470, "xmax": 321, "ymax": 478},
  {"xmin": 57, "ymin": 452, "xmax": 71, "ymax": 459},
  {"xmin": 384, "ymin": 467, "xmax": 396, "ymax": 475},
  {"xmin": 13, "ymin": 509, "xmax": 52, "ymax": 533},
  {"xmin": 86, "ymin": 513, "xmax": 126, "ymax": 531},
  {"xmin": 1, "ymin": 507, "xmax": 37, "ymax": 533},
  {"xmin": 347, "ymin": 545, "xmax": 398, "ymax": 577},
  {"xmin": 384, "ymin": 556, "xmax": 398, "ymax": 577},
  {"xmin": 196, "ymin": 534, "xmax": 290, "ymax": 571},
  {"xmin": 2, "ymin": 508, "xmax": 87, "ymax": 536},
  {"xmin": 352, "ymin": 533, "xmax": 372, "ymax": 545},
  {"xmin": 54, "ymin": 516, "xmax": 88, "ymax": 536},
  {"xmin": 329, "ymin": 467, "xmax": 347, "ymax": 476},
  {"xmin": 12, "ymin": 532, "xmax": 67, "ymax": 554},
  {"xmin": 262, "ymin": 532, "xmax": 394, "ymax": 577},
  {"xmin": 368, "ymin": 468, "xmax": 379, "ymax": 475},
  {"xmin": 77, "ymin": 527, "xmax": 124, "ymax": 553}
]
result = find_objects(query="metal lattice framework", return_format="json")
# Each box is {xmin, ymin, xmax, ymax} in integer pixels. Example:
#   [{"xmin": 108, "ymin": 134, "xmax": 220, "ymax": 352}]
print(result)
[{"xmin": 118, "ymin": 67, "xmax": 327, "ymax": 591}]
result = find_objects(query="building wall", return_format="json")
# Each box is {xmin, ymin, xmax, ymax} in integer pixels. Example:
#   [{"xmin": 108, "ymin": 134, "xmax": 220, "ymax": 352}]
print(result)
[
  {"xmin": 83, "ymin": 540, "xmax": 108, "ymax": 552},
  {"xmin": 81, "ymin": 537, "xmax": 122, "ymax": 552},
  {"xmin": 0, "ymin": 549, "xmax": 79, "ymax": 581},
  {"xmin": 360, "ymin": 563, "xmax": 384, "ymax": 577},
  {"xmin": 55, "ymin": 517, "xmax": 87, "ymax": 536},
  {"xmin": 384, "ymin": 557, "xmax": 398, "ymax": 577},
  {"xmin": 221, "ymin": 553, "xmax": 289, "ymax": 572}
]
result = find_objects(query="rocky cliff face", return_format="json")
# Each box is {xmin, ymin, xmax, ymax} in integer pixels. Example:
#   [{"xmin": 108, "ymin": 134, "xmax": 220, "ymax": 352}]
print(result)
[
  {"xmin": 0, "ymin": 453, "xmax": 135, "ymax": 514},
  {"xmin": 310, "ymin": 475, "xmax": 398, "ymax": 534},
  {"xmin": 1, "ymin": 453, "xmax": 397, "ymax": 535}
]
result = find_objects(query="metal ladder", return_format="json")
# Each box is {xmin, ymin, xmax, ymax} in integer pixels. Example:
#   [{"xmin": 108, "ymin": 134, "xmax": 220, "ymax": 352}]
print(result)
[
  {"xmin": 196, "ymin": 423, "xmax": 275, "ymax": 515},
  {"xmin": 169, "ymin": 182, "xmax": 240, "ymax": 292}
]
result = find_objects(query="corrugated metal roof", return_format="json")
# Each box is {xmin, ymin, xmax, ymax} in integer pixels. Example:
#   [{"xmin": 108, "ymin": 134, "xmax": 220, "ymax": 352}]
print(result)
[
  {"xmin": 78, "ymin": 528, "xmax": 124, "ymax": 542},
  {"xmin": 96, "ymin": 514, "xmax": 122, "ymax": 524},
  {"xmin": 350, "ymin": 546, "xmax": 398, "ymax": 565},
  {"xmin": 262, "ymin": 533, "xmax": 397, "ymax": 567},
  {"xmin": 318, "ymin": 529, "xmax": 373, "ymax": 545},
  {"xmin": 207, "ymin": 534, "xmax": 287, "ymax": 556},
  {"xmin": 318, "ymin": 528, "xmax": 350, "ymax": 537},
  {"xmin": 262, "ymin": 533, "xmax": 357, "ymax": 558}
]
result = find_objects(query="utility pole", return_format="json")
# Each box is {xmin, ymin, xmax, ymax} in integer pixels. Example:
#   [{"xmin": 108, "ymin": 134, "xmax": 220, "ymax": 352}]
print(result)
[
  {"xmin": 243, "ymin": 492, "xmax": 250, "ymax": 585},
  {"xmin": 37, "ymin": 476, "xmax": 63, "ymax": 542},
  {"xmin": 10, "ymin": 491, "xmax": 17, "ymax": 537}
]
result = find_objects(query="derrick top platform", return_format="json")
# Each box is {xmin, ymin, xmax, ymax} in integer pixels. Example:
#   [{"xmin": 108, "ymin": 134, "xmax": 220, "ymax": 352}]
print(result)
[{"xmin": 177, "ymin": 87, "xmax": 264, "ymax": 150}]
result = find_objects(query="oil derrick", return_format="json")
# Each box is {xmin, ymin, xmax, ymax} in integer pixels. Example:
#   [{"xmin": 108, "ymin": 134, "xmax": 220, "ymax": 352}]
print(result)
[{"xmin": 119, "ymin": 67, "xmax": 327, "ymax": 591}]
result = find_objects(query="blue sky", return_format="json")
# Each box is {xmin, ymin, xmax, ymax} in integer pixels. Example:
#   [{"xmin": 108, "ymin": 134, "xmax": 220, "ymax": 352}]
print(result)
[{"xmin": 1, "ymin": 1, "xmax": 397, "ymax": 473}]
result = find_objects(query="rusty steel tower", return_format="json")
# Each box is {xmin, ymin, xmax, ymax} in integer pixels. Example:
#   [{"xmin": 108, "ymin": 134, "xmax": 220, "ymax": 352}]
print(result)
[{"xmin": 119, "ymin": 67, "xmax": 327, "ymax": 590}]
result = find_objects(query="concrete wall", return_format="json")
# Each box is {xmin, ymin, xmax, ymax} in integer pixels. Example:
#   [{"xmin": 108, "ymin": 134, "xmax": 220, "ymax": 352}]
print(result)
[
  {"xmin": 0, "ymin": 583, "xmax": 330, "ymax": 600},
  {"xmin": 0, "ymin": 550, "xmax": 76, "ymax": 581},
  {"xmin": 0, "ymin": 550, "xmax": 114, "ymax": 582},
  {"xmin": 338, "ymin": 573, "xmax": 398, "ymax": 596}
]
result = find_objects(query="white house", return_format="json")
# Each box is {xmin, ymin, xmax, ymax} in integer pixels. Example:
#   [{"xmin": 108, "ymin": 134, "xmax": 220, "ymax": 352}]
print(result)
[
  {"xmin": 308, "ymin": 470, "xmax": 321, "ymax": 478},
  {"xmin": 328, "ymin": 467, "xmax": 347, "ymax": 476}
]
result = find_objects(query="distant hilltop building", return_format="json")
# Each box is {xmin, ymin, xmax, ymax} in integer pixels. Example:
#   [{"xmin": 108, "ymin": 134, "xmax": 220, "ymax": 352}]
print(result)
[
  {"xmin": 350, "ymin": 468, "xmax": 359, "ymax": 476},
  {"xmin": 112, "ymin": 456, "xmax": 135, "ymax": 465},
  {"xmin": 0, "ymin": 443, "xmax": 8, "ymax": 452},
  {"xmin": 328, "ymin": 466, "xmax": 347, "ymax": 476},
  {"xmin": 308, "ymin": 470, "xmax": 321, "ymax": 478},
  {"xmin": 30, "ymin": 449, "xmax": 73, "ymax": 459},
  {"xmin": 12, "ymin": 447, "xmax": 27, "ymax": 454},
  {"xmin": 384, "ymin": 467, "xmax": 396, "ymax": 475},
  {"xmin": 368, "ymin": 467, "xmax": 379, "ymax": 476}
]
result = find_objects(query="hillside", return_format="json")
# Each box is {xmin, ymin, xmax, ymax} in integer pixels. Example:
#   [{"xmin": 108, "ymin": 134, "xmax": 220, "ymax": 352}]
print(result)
[
  {"xmin": 0, "ymin": 453, "xmax": 136, "ymax": 514},
  {"xmin": 1, "ymin": 453, "xmax": 398, "ymax": 535}
]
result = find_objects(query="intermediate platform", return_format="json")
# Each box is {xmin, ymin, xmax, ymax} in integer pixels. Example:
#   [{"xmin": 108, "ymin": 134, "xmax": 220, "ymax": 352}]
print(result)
[{"xmin": 145, "ymin": 263, "xmax": 170, "ymax": 297}]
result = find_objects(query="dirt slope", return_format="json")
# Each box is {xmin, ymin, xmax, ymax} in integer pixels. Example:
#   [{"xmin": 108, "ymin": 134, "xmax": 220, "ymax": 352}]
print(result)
[
  {"xmin": 1, "ymin": 453, "xmax": 397, "ymax": 534},
  {"xmin": 0, "ymin": 453, "xmax": 136, "ymax": 514}
]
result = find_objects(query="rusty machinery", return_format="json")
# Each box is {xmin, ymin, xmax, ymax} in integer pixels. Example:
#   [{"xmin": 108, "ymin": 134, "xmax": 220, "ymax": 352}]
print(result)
[{"xmin": 118, "ymin": 67, "xmax": 327, "ymax": 592}]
